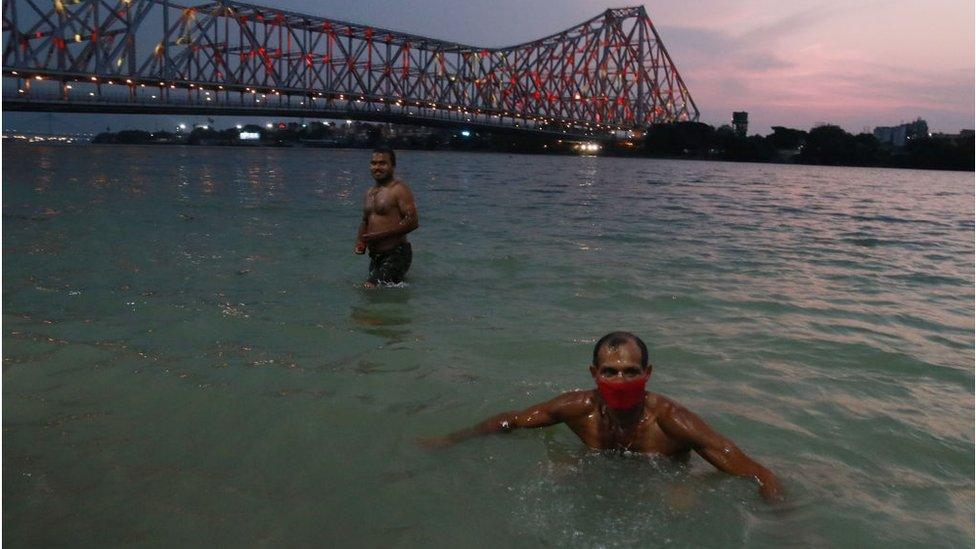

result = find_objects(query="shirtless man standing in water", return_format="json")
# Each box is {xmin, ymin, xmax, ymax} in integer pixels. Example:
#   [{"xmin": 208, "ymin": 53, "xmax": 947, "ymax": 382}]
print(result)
[
  {"xmin": 354, "ymin": 146, "xmax": 419, "ymax": 288},
  {"xmin": 423, "ymin": 331, "xmax": 783, "ymax": 501}
]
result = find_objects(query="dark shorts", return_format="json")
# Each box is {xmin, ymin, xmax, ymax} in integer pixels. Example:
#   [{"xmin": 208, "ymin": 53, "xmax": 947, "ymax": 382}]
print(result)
[{"xmin": 368, "ymin": 242, "xmax": 412, "ymax": 285}]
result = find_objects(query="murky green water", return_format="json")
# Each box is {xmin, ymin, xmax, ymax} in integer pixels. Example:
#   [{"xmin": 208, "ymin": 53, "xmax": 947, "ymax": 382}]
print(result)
[{"xmin": 4, "ymin": 144, "xmax": 973, "ymax": 546}]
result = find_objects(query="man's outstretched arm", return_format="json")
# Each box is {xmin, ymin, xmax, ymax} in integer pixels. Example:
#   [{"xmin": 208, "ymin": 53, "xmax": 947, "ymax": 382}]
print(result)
[
  {"xmin": 659, "ymin": 401, "xmax": 783, "ymax": 501},
  {"xmin": 422, "ymin": 392, "xmax": 586, "ymax": 448}
]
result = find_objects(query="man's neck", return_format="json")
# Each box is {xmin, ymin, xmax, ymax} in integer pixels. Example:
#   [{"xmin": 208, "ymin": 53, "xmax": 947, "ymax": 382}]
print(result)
[
  {"xmin": 374, "ymin": 177, "xmax": 395, "ymax": 187},
  {"xmin": 600, "ymin": 398, "xmax": 646, "ymax": 427}
]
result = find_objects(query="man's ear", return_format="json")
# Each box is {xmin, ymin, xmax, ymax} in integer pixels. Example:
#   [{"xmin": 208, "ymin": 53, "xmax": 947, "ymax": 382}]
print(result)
[{"xmin": 589, "ymin": 365, "xmax": 598, "ymax": 379}]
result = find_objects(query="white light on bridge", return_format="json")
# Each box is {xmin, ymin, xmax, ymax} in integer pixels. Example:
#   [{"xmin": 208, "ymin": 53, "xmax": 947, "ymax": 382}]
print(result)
[
  {"xmin": 236, "ymin": 124, "xmax": 243, "ymax": 129},
  {"xmin": 265, "ymin": 123, "xmax": 273, "ymax": 129}
]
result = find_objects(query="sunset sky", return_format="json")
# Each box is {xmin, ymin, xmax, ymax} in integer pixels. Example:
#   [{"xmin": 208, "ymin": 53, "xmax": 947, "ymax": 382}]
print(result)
[
  {"xmin": 5, "ymin": 0, "xmax": 974, "ymax": 134},
  {"xmin": 311, "ymin": 0, "xmax": 975, "ymax": 133}
]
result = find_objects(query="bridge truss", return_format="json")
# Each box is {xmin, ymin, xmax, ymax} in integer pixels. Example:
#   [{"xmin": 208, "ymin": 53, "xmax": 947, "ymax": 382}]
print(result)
[{"xmin": 3, "ymin": 0, "xmax": 699, "ymax": 138}]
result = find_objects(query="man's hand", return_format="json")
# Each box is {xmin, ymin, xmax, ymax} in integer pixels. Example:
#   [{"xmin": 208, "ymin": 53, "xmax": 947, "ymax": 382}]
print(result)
[
  {"xmin": 758, "ymin": 473, "xmax": 784, "ymax": 502},
  {"xmin": 354, "ymin": 241, "xmax": 367, "ymax": 254}
]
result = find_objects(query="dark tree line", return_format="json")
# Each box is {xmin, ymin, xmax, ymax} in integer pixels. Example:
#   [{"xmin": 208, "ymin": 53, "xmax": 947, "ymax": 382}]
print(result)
[{"xmin": 634, "ymin": 122, "xmax": 973, "ymax": 171}]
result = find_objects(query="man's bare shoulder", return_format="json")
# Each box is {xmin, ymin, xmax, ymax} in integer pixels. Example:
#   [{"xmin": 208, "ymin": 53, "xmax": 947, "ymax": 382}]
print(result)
[
  {"xmin": 385, "ymin": 178, "xmax": 407, "ymax": 189},
  {"xmin": 547, "ymin": 389, "xmax": 598, "ymax": 417},
  {"xmin": 648, "ymin": 392, "xmax": 705, "ymax": 433},
  {"xmin": 391, "ymin": 179, "xmax": 415, "ymax": 196},
  {"xmin": 647, "ymin": 392, "xmax": 686, "ymax": 419}
]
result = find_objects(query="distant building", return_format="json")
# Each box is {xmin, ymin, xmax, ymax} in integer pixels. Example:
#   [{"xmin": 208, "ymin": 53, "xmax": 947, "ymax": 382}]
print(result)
[
  {"xmin": 732, "ymin": 112, "xmax": 748, "ymax": 137},
  {"xmin": 872, "ymin": 118, "xmax": 928, "ymax": 148}
]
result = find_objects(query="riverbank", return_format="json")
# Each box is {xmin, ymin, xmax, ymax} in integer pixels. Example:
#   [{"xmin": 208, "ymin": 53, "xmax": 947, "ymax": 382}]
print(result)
[{"xmin": 80, "ymin": 120, "xmax": 974, "ymax": 172}]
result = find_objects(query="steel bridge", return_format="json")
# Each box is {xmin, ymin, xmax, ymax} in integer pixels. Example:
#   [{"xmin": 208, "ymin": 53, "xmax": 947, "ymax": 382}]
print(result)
[{"xmin": 2, "ymin": 0, "xmax": 699, "ymax": 139}]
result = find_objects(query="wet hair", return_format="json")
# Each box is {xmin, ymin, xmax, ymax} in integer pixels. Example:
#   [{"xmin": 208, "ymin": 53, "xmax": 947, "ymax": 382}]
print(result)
[
  {"xmin": 592, "ymin": 331, "xmax": 649, "ymax": 370},
  {"xmin": 372, "ymin": 145, "xmax": 396, "ymax": 166}
]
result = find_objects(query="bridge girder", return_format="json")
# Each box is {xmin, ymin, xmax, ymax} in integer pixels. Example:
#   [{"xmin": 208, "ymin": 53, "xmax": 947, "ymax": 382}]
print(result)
[{"xmin": 3, "ymin": 0, "xmax": 699, "ymax": 137}]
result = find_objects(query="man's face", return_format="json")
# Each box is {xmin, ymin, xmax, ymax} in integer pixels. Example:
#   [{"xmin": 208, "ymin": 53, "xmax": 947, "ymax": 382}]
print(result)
[
  {"xmin": 590, "ymin": 341, "xmax": 647, "ymax": 381},
  {"xmin": 370, "ymin": 153, "xmax": 394, "ymax": 182}
]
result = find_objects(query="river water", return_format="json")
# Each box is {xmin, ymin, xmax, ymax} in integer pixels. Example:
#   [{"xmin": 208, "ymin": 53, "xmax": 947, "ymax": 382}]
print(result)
[{"xmin": 3, "ymin": 144, "xmax": 973, "ymax": 547}]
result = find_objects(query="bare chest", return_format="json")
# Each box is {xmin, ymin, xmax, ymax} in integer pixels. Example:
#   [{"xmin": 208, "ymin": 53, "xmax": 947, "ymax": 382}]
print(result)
[
  {"xmin": 567, "ymin": 413, "xmax": 688, "ymax": 455},
  {"xmin": 364, "ymin": 186, "xmax": 398, "ymax": 216}
]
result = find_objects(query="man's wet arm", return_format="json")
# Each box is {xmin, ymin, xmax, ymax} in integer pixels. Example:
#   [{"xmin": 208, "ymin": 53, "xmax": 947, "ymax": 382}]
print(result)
[
  {"xmin": 661, "ymin": 404, "xmax": 780, "ymax": 492},
  {"xmin": 397, "ymin": 191, "xmax": 419, "ymax": 230},
  {"xmin": 444, "ymin": 395, "xmax": 579, "ymax": 443},
  {"xmin": 477, "ymin": 401, "xmax": 563, "ymax": 434}
]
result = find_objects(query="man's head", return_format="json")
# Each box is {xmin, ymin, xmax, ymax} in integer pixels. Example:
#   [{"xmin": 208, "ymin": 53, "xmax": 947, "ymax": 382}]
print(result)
[
  {"xmin": 370, "ymin": 146, "xmax": 396, "ymax": 183},
  {"xmin": 590, "ymin": 331, "xmax": 651, "ymax": 410},
  {"xmin": 589, "ymin": 331, "xmax": 650, "ymax": 381}
]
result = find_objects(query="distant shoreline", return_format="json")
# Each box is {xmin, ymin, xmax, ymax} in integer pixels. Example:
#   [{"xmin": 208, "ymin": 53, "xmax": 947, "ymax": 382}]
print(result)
[
  {"xmin": 4, "ymin": 138, "xmax": 973, "ymax": 173},
  {"xmin": 5, "ymin": 120, "xmax": 973, "ymax": 172}
]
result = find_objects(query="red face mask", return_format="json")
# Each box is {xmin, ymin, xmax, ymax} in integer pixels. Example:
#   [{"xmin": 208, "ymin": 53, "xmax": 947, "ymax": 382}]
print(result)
[{"xmin": 596, "ymin": 374, "xmax": 649, "ymax": 410}]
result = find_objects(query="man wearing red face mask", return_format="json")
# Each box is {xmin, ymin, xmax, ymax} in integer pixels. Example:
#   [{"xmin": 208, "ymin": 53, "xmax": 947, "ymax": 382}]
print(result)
[{"xmin": 423, "ymin": 331, "xmax": 783, "ymax": 501}]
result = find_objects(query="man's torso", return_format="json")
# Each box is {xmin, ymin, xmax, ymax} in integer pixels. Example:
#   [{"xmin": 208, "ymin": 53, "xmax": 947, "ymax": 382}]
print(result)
[{"xmin": 364, "ymin": 180, "xmax": 408, "ymax": 252}]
